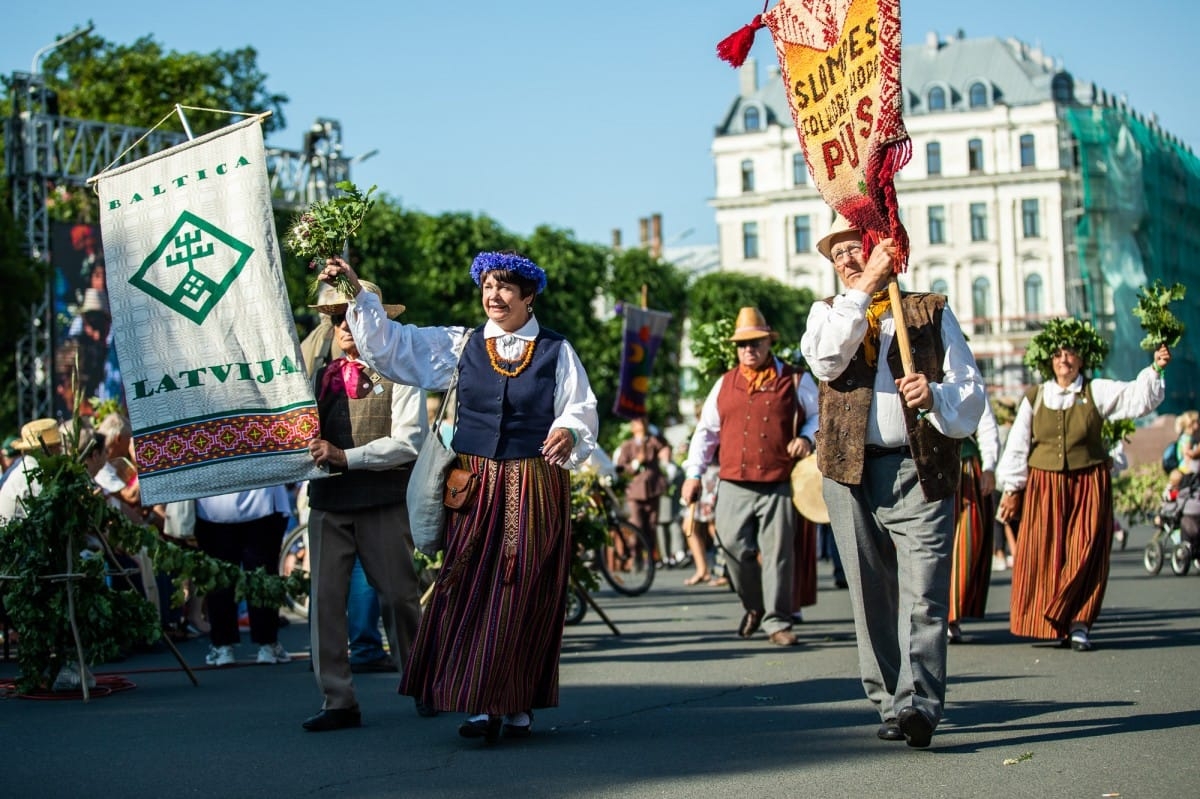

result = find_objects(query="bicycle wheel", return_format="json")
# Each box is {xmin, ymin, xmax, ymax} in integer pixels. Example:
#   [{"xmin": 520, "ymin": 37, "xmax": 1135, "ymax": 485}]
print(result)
[
  {"xmin": 564, "ymin": 585, "xmax": 587, "ymax": 625},
  {"xmin": 1143, "ymin": 540, "xmax": 1163, "ymax": 576},
  {"xmin": 278, "ymin": 523, "xmax": 310, "ymax": 618},
  {"xmin": 599, "ymin": 520, "xmax": 656, "ymax": 596}
]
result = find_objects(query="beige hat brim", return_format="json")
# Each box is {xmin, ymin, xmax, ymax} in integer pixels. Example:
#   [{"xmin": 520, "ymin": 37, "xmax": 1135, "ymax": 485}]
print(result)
[
  {"xmin": 816, "ymin": 215, "xmax": 863, "ymax": 260},
  {"xmin": 311, "ymin": 301, "xmax": 405, "ymax": 319},
  {"xmin": 728, "ymin": 328, "xmax": 779, "ymax": 342}
]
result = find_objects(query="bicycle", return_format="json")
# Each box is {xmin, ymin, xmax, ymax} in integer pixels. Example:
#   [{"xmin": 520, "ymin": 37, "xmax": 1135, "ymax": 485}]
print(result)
[
  {"xmin": 278, "ymin": 523, "xmax": 310, "ymax": 618},
  {"xmin": 581, "ymin": 474, "xmax": 656, "ymax": 597}
]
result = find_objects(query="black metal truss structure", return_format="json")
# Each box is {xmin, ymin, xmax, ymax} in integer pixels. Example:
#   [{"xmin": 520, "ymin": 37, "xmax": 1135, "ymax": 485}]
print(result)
[{"xmin": 4, "ymin": 71, "xmax": 352, "ymax": 424}]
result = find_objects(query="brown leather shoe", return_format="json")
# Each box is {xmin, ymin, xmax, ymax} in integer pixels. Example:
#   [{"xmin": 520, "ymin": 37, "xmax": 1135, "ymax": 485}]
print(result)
[
  {"xmin": 767, "ymin": 630, "xmax": 798, "ymax": 647},
  {"xmin": 738, "ymin": 610, "xmax": 763, "ymax": 638}
]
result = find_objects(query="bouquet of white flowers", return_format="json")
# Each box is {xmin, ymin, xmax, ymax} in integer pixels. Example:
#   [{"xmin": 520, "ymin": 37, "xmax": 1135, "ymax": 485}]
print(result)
[{"xmin": 284, "ymin": 180, "xmax": 376, "ymax": 299}]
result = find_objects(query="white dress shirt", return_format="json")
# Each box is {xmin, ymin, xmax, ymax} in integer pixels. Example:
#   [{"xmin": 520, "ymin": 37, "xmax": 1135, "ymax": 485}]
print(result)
[
  {"xmin": 996, "ymin": 367, "xmax": 1165, "ymax": 492},
  {"xmin": 346, "ymin": 288, "xmax": 598, "ymax": 469},
  {"xmin": 801, "ymin": 289, "xmax": 985, "ymax": 447}
]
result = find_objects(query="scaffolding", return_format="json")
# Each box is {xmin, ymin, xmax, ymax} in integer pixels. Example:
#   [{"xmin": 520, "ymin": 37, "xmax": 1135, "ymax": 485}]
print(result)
[{"xmin": 5, "ymin": 71, "xmax": 353, "ymax": 425}]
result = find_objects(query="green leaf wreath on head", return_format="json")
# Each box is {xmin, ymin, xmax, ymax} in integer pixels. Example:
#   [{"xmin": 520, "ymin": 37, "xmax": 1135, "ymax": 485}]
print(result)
[
  {"xmin": 1023, "ymin": 318, "xmax": 1109, "ymax": 382},
  {"xmin": 1130, "ymin": 281, "xmax": 1186, "ymax": 351},
  {"xmin": 283, "ymin": 180, "xmax": 377, "ymax": 300}
]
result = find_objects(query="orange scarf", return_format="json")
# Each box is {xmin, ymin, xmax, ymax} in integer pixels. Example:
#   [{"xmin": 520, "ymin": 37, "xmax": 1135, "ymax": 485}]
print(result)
[
  {"xmin": 739, "ymin": 363, "xmax": 776, "ymax": 394},
  {"xmin": 862, "ymin": 290, "xmax": 892, "ymax": 368}
]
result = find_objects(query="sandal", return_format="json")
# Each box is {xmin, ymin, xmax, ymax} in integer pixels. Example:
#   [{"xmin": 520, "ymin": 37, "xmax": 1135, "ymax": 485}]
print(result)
[
  {"xmin": 710, "ymin": 576, "xmax": 730, "ymax": 588},
  {"xmin": 683, "ymin": 572, "xmax": 711, "ymax": 586}
]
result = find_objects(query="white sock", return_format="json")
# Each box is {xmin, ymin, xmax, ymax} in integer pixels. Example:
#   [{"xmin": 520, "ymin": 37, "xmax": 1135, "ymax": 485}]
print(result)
[
  {"xmin": 467, "ymin": 713, "xmax": 489, "ymax": 723},
  {"xmin": 504, "ymin": 711, "xmax": 530, "ymax": 727}
]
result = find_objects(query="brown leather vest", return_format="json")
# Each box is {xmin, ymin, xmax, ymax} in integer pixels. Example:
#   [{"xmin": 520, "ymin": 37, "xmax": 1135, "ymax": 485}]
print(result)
[
  {"xmin": 308, "ymin": 368, "xmax": 410, "ymax": 512},
  {"xmin": 716, "ymin": 363, "xmax": 800, "ymax": 484},
  {"xmin": 816, "ymin": 293, "xmax": 961, "ymax": 502},
  {"xmin": 1025, "ymin": 382, "xmax": 1109, "ymax": 472}
]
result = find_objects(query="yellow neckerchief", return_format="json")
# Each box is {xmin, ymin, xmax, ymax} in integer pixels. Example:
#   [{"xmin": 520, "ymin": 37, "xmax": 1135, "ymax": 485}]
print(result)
[
  {"xmin": 739, "ymin": 361, "xmax": 776, "ymax": 393},
  {"xmin": 862, "ymin": 290, "xmax": 891, "ymax": 367}
]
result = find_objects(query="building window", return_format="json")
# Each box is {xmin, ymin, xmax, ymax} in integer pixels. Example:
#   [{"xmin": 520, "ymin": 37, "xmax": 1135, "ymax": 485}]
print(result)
[
  {"xmin": 931, "ymin": 278, "xmax": 949, "ymax": 296},
  {"xmin": 928, "ymin": 86, "xmax": 946, "ymax": 111},
  {"xmin": 968, "ymin": 138, "xmax": 984, "ymax": 172},
  {"xmin": 926, "ymin": 142, "xmax": 941, "ymax": 176},
  {"xmin": 1051, "ymin": 73, "xmax": 1074, "ymax": 104},
  {"xmin": 793, "ymin": 215, "xmax": 811, "ymax": 253},
  {"xmin": 1021, "ymin": 198, "xmax": 1040, "ymax": 238},
  {"xmin": 1024, "ymin": 273, "xmax": 1044, "ymax": 317},
  {"xmin": 792, "ymin": 153, "xmax": 808, "ymax": 186},
  {"xmin": 742, "ymin": 221, "xmax": 759, "ymax": 259},
  {"xmin": 928, "ymin": 205, "xmax": 945, "ymax": 245},
  {"xmin": 969, "ymin": 82, "xmax": 989, "ymax": 108},
  {"xmin": 972, "ymin": 276, "xmax": 992, "ymax": 334},
  {"xmin": 743, "ymin": 106, "xmax": 761, "ymax": 131},
  {"xmin": 970, "ymin": 203, "xmax": 987, "ymax": 242},
  {"xmin": 1019, "ymin": 134, "xmax": 1036, "ymax": 168},
  {"xmin": 740, "ymin": 159, "xmax": 755, "ymax": 193}
]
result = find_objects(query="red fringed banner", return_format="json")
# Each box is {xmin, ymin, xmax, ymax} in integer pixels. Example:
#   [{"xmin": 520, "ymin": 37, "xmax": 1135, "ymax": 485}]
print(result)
[{"xmin": 718, "ymin": 0, "xmax": 911, "ymax": 271}]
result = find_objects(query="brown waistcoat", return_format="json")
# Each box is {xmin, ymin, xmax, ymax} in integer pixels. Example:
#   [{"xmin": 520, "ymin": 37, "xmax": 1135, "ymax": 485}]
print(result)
[
  {"xmin": 716, "ymin": 363, "xmax": 800, "ymax": 484},
  {"xmin": 309, "ymin": 369, "xmax": 410, "ymax": 513},
  {"xmin": 816, "ymin": 292, "xmax": 961, "ymax": 502},
  {"xmin": 1025, "ymin": 382, "xmax": 1109, "ymax": 472}
]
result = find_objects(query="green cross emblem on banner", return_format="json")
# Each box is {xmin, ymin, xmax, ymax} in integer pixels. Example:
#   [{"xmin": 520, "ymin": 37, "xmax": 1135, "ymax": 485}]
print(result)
[{"xmin": 129, "ymin": 210, "xmax": 255, "ymax": 325}]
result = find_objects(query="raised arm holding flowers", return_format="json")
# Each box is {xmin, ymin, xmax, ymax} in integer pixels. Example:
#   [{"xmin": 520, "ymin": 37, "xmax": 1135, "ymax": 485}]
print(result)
[{"xmin": 284, "ymin": 181, "xmax": 376, "ymax": 299}]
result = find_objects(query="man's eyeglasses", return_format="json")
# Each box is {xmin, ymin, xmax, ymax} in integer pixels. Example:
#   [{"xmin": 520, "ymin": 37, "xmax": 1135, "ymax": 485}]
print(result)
[
  {"xmin": 330, "ymin": 313, "xmax": 347, "ymax": 327},
  {"xmin": 736, "ymin": 339, "xmax": 766, "ymax": 349},
  {"xmin": 831, "ymin": 244, "xmax": 863, "ymax": 262}
]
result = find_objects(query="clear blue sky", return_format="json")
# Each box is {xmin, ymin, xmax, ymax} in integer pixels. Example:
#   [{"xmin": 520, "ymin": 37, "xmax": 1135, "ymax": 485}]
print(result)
[{"xmin": 5, "ymin": 1, "xmax": 1197, "ymax": 248}]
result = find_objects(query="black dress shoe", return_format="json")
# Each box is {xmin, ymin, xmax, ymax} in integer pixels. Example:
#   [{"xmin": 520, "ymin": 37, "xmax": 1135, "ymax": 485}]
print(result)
[
  {"xmin": 414, "ymin": 699, "xmax": 439, "ymax": 718},
  {"xmin": 302, "ymin": 708, "xmax": 362, "ymax": 732},
  {"xmin": 350, "ymin": 656, "xmax": 398, "ymax": 674},
  {"xmin": 877, "ymin": 719, "xmax": 905, "ymax": 741},
  {"xmin": 458, "ymin": 716, "xmax": 502, "ymax": 743},
  {"xmin": 738, "ymin": 609, "xmax": 763, "ymax": 638},
  {"xmin": 503, "ymin": 710, "xmax": 534, "ymax": 739},
  {"xmin": 896, "ymin": 707, "xmax": 934, "ymax": 748}
]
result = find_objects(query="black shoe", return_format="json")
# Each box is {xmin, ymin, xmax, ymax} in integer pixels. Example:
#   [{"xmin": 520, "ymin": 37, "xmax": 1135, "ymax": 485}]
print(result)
[
  {"xmin": 834, "ymin": 578, "xmax": 849, "ymax": 589},
  {"xmin": 415, "ymin": 699, "xmax": 439, "ymax": 718},
  {"xmin": 302, "ymin": 708, "xmax": 362, "ymax": 732},
  {"xmin": 877, "ymin": 719, "xmax": 905, "ymax": 741},
  {"xmin": 458, "ymin": 716, "xmax": 502, "ymax": 743},
  {"xmin": 738, "ymin": 610, "xmax": 763, "ymax": 638},
  {"xmin": 350, "ymin": 656, "xmax": 398, "ymax": 674},
  {"xmin": 896, "ymin": 707, "xmax": 934, "ymax": 748},
  {"xmin": 1069, "ymin": 629, "xmax": 1093, "ymax": 652},
  {"xmin": 503, "ymin": 710, "xmax": 534, "ymax": 739}
]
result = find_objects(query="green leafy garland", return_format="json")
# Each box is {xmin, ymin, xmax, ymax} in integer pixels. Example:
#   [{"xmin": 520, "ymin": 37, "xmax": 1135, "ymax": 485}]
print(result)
[
  {"xmin": 1130, "ymin": 280, "xmax": 1186, "ymax": 351},
  {"xmin": 0, "ymin": 454, "xmax": 308, "ymax": 693},
  {"xmin": 1023, "ymin": 318, "xmax": 1110, "ymax": 381}
]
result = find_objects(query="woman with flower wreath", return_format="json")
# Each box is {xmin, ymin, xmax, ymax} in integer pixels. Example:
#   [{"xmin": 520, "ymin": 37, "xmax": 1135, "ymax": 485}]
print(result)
[
  {"xmin": 995, "ymin": 319, "xmax": 1170, "ymax": 652},
  {"xmin": 318, "ymin": 251, "xmax": 598, "ymax": 743}
]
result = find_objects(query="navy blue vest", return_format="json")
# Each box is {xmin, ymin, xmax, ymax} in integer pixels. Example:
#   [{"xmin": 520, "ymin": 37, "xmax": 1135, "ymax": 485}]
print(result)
[{"xmin": 452, "ymin": 326, "xmax": 563, "ymax": 460}]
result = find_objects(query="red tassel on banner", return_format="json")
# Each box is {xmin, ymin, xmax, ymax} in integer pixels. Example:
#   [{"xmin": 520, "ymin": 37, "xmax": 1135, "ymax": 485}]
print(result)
[{"xmin": 716, "ymin": 14, "xmax": 766, "ymax": 68}]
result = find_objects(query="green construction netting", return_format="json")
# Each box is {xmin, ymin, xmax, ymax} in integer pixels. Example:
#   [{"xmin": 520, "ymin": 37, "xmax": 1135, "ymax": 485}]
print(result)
[{"xmin": 1066, "ymin": 105, "xmax": 1200, "ymax": 413}]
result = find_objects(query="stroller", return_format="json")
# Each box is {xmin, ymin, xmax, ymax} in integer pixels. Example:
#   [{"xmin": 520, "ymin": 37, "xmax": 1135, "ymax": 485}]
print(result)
[{"xmin": 1145, "ymin": 471, "xmax": 1200, "ymax": 576}]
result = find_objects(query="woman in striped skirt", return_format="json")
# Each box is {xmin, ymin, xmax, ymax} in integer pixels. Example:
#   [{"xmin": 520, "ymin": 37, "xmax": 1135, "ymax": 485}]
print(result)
[
  {"xmin": 320, "ymin": 251, "xmax": 598, "ymax": 743},
  {"xmin": 947, "ymin": 401, "xmax": 1000, "ymax": 643},
  {"xmin": 996, "ymin": 320, "xmax": 1170, "ymax": 652}
]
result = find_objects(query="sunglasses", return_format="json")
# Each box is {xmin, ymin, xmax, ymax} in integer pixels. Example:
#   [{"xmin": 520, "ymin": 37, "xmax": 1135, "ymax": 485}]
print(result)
[
  {"xmin": 330, "ymin": 313, "xmax": 347, "ymax": 327},
  {"xmin": 736, "ymin": 339, "xmax": 766, "ymax": 349}
]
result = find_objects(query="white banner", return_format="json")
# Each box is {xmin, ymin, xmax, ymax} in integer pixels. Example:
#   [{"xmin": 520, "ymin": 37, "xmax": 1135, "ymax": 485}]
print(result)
[{"xmin": 95, "ymin": 116, "xmax": 324, "ymax": 504}]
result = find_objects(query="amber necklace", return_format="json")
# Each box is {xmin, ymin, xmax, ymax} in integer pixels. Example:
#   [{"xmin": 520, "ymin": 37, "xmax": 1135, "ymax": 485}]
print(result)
[{"xmin": 486, "ymin": 336, "xmax": 536, "ymax": 378}]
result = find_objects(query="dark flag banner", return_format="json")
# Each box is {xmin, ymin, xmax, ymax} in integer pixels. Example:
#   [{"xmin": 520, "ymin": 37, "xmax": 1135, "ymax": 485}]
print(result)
[{"xmin": 614, "ymin": 305, "xmax": 672, "ymax": 419}]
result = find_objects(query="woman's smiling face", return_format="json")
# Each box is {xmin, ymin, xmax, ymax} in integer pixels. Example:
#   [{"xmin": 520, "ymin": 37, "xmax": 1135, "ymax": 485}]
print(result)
[{"xmin": 481, "ymin": 274, "xmax": 531, "ymax": 331}]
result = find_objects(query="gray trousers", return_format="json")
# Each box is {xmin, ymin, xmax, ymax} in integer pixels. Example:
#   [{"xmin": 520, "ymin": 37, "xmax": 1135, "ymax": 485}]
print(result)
[
  {"xmin": 713, "ymin": 479, "xmax": 795, "ymax": 635},
  {"xmin": 823, "ymin": 454, "xmax": 954, "ymax": 725},
  {"xmin": 308, "ymin": 502, "xmax": 421, "ymax": 711}
]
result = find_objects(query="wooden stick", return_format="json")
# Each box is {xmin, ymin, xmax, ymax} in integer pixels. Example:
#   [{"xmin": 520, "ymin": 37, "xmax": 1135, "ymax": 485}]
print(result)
[
  {"xmin": 886, "ymin": 277, "xmax": 915, "ymax": 376},
  {"xmin": 640, "ymin": 284, "xmax": 649, "ymax": 310}
]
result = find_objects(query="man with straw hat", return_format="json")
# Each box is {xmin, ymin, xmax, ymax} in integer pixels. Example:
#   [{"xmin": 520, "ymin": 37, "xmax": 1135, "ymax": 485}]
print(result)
[
  {"xmin": 0, "ymin": 419, "xmax": 63, "ymax": 523},
  {"xmin": 801, "ymin": 215, "xmax": 986, "ymax": 748},
  {"xmin": 301, "ymin": 280, "xmax": 430, "ymax": 732},
  {"xmin": 681, "ymin": 307, "xmax": 819, "ymax": 647}
]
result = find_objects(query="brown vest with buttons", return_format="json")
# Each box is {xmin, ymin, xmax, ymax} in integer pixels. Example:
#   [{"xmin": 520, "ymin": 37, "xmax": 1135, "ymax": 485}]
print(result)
[
  {"xmin": 715, "ymin": 363, "xmax": 800, "ymax": 484},
  {"xmin": 1025, "ymin": 382, "xmax": 1109, "ymax": 472},
  {"xmin": 815, "ymin": 292, "xmax": 961, "ymax": 502}
]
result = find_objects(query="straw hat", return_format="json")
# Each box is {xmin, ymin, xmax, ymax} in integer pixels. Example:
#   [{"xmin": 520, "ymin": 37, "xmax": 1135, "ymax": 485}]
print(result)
[
  {"xmin": 13, "ymin": 418, "xmax": 62, "ymax": 452},
  {"xmin": 815, "ymin": 215, "xmax": 862, "ymax": 260},
  {"xmin": 790, "ymin": 456, "xmax": 829, "ymax": 524},
  {"xmin": 729, "ymin": 307, "xmax": 779, "ymax": 342},
  {"xmin": 310, "ymin": 280, "xmax": 405, "ymax": 318}
]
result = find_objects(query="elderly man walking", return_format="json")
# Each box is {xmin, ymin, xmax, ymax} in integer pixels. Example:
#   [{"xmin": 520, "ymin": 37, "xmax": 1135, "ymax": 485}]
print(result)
[
  {"xmin": 681, "ymin": 307, "xmax": 818, "ymax": 647},
  {"xmin": 801, "ymin": 216, "xmax": 985, "ymax": 748}
]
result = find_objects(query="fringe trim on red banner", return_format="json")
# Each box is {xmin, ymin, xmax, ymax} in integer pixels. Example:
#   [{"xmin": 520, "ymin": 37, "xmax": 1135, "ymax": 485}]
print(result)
[
  {"xmin": 716, "ymin": 15, "xmax": 766, "ymax": 67},
  {"xmin": 871, "ymin": 138, "xmax": 912, "ymax": 273}
]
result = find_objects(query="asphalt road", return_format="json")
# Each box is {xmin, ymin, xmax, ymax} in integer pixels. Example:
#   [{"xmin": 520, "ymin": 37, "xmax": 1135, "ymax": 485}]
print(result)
[{"xmin": 3, "ymin": 526, "xmax": 1198, "ymax": 798}]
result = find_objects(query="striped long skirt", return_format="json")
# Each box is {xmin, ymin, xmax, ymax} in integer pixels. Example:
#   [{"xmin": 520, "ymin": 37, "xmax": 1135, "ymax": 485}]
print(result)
[
  {"xmin": 1009, "ymin": 463, "xmax": 1112, "ymax": 640},
  {"xmin": 399, "ymin": 454, "xmax": 571, "ymax": 714},
  {"xmin": 949, "ymin": 457, "xmax": 993, "ymax": 623}
]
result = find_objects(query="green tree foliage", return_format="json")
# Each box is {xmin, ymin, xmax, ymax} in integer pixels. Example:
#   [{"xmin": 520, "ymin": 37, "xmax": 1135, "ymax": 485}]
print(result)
[
  {"xmin": 686, "ymin": 272, "xmax": 815, "ymax": 398},
  {"xmin": 35, "ymin": 24, "xmax": 288, "ymax": 136}
]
